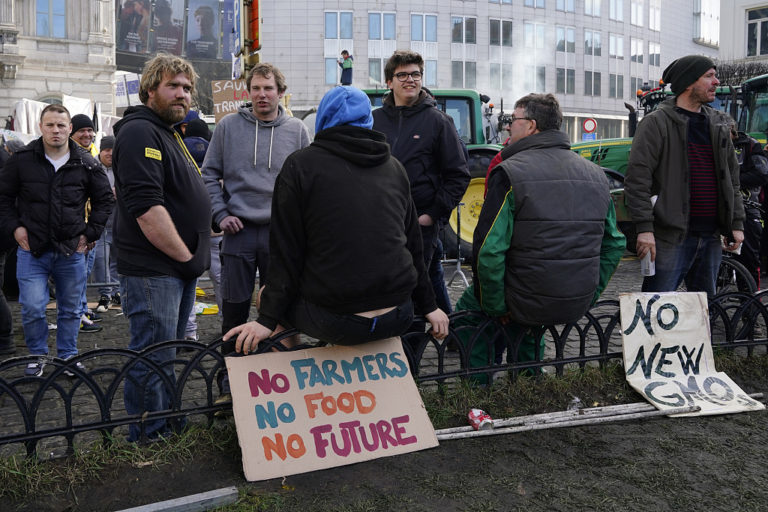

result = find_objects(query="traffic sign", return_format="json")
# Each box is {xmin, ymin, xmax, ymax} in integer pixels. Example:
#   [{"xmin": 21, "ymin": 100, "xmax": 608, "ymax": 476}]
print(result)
[
  {"xmin": 582, "ymin": 118, "xmax": 597, "ymax": 133},
  {"xmin": 582, "ymin": 132, "xmax": 596, "ymax": 141}
]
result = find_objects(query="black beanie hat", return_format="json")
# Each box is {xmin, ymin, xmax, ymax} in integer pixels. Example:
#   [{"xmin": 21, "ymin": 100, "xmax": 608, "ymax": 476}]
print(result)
[
  {"xmin": 100, "ymin": 135, "xmax": 115, "ymax": 151},
  {"xmin": 71, "ymin": 114, "xmax": 94, "ymax": 133},
  {"xmin": 662, "ymin": 55, "xmax": 716, "ymax": 95},
  {"xmin": 185, "ymin": 118, "xmax": 212, "ymax": 141}
]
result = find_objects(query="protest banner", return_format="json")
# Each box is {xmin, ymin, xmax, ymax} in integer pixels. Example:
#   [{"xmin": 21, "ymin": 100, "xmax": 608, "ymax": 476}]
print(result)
[
  {"xmin": 211, "ymin": 79, "xmax": 249, "ymax": 122},
  {"xmin": 226, "ymin": 338, "xmax": 439, "ymax": 481},
  {"xmin": 620, "ymin": 292, "xmax": 765, "ymax": 416}
]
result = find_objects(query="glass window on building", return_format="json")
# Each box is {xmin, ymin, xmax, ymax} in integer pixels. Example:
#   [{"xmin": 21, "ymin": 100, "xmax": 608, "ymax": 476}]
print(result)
[
  {"xmin": 631, "ymin": 0, "xmax": 644, "ymax": 26},
  {"xmin": 585, "ymin": 0, "xmax": 601, "ymax": 16},
  {"xmin": 649, "ymin": 42, "xmax": 660, "ymax": 67},
  {"xmin": 452, "ymin": 17, "xmax": 476, "ymax": 44},
  {"xmin": 556, "ymin": 68, "xmax": 575, "ymax": 94},
  {"xmin": 425, "ymin": 60, "xmax": 437, "ymax": 87},
  {"xmin": 369, "ymin": 58, "xmax": 382, "ymax": 85},
  {"xmin": 609, "ymin": 0, "xmax": 624, "ymax": 21},
  {"xmin": 649, "ymin": 0, "xmax": 661, "ymax": 31},
  {"xmin": 490, "ymin": 19, "xmax": 513, "ymax": 47},
  {"xmin": 525, "ymin": 65, "xmax": 546, "ymax": 92},
  {"xmin": 525, "ymin": 0, "xmax": 546, "ymax": 7},
  {"xmin": 37, "ymin": 0, "xmax": 66, "ymax": 39},
  {"xmin": 609, "ymin": 34, "xmax": 624, "ymax": 58},
  {"xmin": 585, "ymin": 30, "xmax": 602, "ymax": 56},
  {"xmin": 585, "ymin": 71, "xmax": 601, "ymax": 96},
  {"xmin": 370, "ymin": 12, "xmax": 395, "ymax": 40},
  {"xmin": 610, "ymin": 73, "xmax": 624, "ymax": 98},
  {"xmin": 693, "ymin": 0, "xmax": 719, "ymax": 46},
  {"xmin": 525, "ymin": 22, "xmax": 546, "ymax": 49},
  {"xmin": 556, "ymin": 26, "xmax": 575, "ymax": 53},
  {"xmin": 557, "ymin": 0, "xmax": 575, "ymax": 12}
]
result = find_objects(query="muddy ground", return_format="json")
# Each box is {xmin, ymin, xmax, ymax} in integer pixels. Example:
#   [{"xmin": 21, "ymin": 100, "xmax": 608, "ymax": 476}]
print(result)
[{"xmin": 2, "ymin": 257, "xmax": 768, "ymax": 511}]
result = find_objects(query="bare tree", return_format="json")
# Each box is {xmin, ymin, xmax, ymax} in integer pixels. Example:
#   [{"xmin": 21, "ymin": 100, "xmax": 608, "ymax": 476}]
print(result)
[{"xmin": 715, "ymin": 60, "xmax": 768, "ymax": 85}]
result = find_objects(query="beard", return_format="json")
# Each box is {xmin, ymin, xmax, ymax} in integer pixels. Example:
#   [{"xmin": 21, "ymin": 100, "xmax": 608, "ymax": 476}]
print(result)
[{"xmin": 151, "ymin": 95, "xmax": 189, "ymax": 125}]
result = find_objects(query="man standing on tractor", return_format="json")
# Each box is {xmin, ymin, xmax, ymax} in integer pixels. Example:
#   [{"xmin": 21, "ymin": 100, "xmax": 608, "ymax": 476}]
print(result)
[{"xmin": 625, "ymin": 55, "xmax": 745, "ymax": 296}]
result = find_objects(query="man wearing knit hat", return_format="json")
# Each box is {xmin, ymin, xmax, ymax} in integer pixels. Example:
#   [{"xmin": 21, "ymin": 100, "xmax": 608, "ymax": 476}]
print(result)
[
  {"xmin": 70, "ymin": 114, "xmax": 98, "ymax": 157},
  {"xmin": 625, "ymin": 55, "xmax": 745, "ymax": 296},
  {"xmin": 93, "ymin": 136, "xmax": 120, "ymax": 313}
]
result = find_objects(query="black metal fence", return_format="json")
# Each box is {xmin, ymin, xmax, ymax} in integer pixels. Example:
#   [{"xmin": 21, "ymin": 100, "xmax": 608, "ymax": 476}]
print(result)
[{"xmin": 1, "ymin": 291, "xmax": 767, "ymax": 458}]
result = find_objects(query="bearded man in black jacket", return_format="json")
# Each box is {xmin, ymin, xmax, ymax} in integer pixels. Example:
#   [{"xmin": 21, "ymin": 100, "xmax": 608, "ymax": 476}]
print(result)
[
  {"xmin": 113, "ymin": 54, "xmax": 211, "ymax": 442},
  {"xmin": 224, "ymin": 86, "xmax": 449, "ymax": 353}
]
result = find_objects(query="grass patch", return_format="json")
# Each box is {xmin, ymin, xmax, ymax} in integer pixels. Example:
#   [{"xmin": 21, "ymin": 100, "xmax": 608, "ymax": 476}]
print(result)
[
  {"xmin": 2, "ymin": 352, "xmax": 766, "ymax": 510},
  {"xmin": 422, "ymin": 362, "xmax": 641, "ymax": 430},
  {"xmin": 0, "ymin": 423, "xmax": 238, "ymax": 503}
]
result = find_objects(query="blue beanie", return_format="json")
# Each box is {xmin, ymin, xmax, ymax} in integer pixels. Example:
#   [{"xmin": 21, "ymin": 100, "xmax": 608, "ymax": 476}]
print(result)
[{"xmin": 315, "ymin": 86, "xmax": 373, "ymax": 133}]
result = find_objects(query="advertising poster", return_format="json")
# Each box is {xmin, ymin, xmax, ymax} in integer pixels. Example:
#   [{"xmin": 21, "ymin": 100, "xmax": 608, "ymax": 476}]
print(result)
[
  {"xmin": 117, "ymin": 0, "xmax": 151, "ymax": 54},
  {"xmin": 186, "ymin": 0, "xmax": 220, "ymax": 59},
  {"xmin": 226, "ymin": 338, "xmax": 439, "ymax": 481},
  {"xmin": 150, "ymin": 0, "xmax": 185, "ymax": 54},
  {"xmin": 221, "ymin": 0, "xmax": 236, "ymax": 58},
  {"xmin": 620, "ymin": 292, "xmax": 765, "ymax": 416}
]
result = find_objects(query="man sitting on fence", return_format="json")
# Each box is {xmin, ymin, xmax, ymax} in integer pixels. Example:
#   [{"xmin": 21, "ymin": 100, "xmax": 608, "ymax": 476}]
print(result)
[
  {"xmin": 223, "ymin": 86, "xmax": 449, "ymax": 353},
  {"xmin": 454, "ymin": 93, "xmax": 625, "ymax": 384}
]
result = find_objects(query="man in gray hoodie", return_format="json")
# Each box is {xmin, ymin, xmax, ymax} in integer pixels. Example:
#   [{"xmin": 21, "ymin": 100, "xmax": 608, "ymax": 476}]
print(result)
[{"xmin": 202, "ymin": 62, "xmax": 310, "ymax": 400}]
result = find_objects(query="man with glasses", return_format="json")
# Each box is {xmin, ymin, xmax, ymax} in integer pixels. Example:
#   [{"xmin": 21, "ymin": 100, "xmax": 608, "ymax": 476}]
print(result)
[
  {"xmin": 373, "ymin": 50, "xmax": 469, "ymax": 326},
  {"xmin": 454, "ymin": 93, "xmax": 625, "ymax": 385}
]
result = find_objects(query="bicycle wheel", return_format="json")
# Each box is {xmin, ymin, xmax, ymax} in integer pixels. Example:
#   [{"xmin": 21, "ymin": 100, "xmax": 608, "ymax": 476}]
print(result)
[{"xmin": 716, "ymin": 257, "xmax": 757, "ymax": 295}]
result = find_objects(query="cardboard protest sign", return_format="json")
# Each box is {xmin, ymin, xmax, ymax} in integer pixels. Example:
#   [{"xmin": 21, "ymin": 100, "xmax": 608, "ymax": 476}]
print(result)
[
  {"xmin": 211, "ymin": 79, "xmax": 249, "ymax": 122},
  {"xmin": 226, "ymin": 338, "xmax": 439, "ymax": 481},
  {"xmin": 620, "ymin": 292, "xmax": 764, "ymax": 416}
]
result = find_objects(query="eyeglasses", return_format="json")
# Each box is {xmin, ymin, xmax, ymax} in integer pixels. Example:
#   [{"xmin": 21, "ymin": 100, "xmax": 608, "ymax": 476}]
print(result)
[
  {"xmin": 394, "ymin": 71, "xmax": 423, "ymax": 82},
  {"xmin": 504, "ymin": 116, "xmax": 531, "ymax": 125}
]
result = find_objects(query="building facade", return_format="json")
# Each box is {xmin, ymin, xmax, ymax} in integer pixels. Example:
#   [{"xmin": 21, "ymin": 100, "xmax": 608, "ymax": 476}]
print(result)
[
  {"xmin": 0, "ymin": 0, "xmax": 115, "ymax": 123},
  {"xmin": 720, "ymin": 1, "xmax": 768, "ymax": 63},
  {"xmin": 260, "ymin": 0, "xmax": 718, "ymax": 141}
]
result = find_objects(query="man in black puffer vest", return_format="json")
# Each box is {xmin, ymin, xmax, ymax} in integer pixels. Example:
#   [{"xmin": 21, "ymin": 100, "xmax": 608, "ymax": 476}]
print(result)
[{"xmin": 454, "ymin": 94, "xmax": 625, "ymax": 385}]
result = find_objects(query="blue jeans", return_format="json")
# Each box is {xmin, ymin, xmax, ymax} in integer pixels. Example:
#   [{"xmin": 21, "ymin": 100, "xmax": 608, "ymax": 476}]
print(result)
[
  {"xmin": 79, "ymin": 249, "xmax": 96, "ymax": 316},
  {"xmin": 642, "ymin": 233, "xmax": 723, "ymax": 297},
  {"xmin": 16, "ymin": 249, "xmax": 85, "ymax": 359},
  {"xmin": 92, "ymin": 228, "xmax": 119, "ymax": 296},
  {"xmin": 121, "ymin": 274, "xmax": 196, "ymax": 441}
]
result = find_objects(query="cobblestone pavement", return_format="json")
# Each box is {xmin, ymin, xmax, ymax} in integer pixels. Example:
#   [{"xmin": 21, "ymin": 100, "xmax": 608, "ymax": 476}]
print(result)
[{"xmin": 0, "ymin": 254, "xmax": 663, "ymax": 459}]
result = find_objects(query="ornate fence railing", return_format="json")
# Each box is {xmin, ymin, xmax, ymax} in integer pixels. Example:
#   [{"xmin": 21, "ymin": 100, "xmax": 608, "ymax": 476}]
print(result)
[{"xmin": 1, "ymin": 292, "xmax": 767, "ymax": 458}]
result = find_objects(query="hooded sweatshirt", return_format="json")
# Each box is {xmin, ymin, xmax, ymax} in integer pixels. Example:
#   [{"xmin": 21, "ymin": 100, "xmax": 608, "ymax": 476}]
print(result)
[
  {"xmin": 372, "ymin": 90, "xmax": 470, "ymax": 222},
  {"xmin": 257, "ymin": 124, "xmax": 437, "ymax": 330},
  {"xmin": 112, "ymin": 105, "xmax": 211, "ymax": 279},
  {"xmin": 202, "ymin": 103, "xmax": 310, "ymax": 227}
]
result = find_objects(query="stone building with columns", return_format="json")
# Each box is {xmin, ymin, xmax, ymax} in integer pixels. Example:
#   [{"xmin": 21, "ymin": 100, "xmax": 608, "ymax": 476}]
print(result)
[{"xmin": 0, "ymin": 0, "xmax": 115, "ymax": 126}]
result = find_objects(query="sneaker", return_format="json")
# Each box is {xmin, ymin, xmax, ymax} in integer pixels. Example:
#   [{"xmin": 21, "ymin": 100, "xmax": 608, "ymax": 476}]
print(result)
[
  {"xmin": 96, "ymin": 294, "xmax": 111, "ymax": 313},
  {"xmin": 25, "ymin": 359, "xmax": 46, "ymax": 377},
  {"xmin": 84, "ymin": 311, "xmax": 102, "ymax": 323},
  {"xmin": 111, "ymin": 292, "xmax": 121, "ymax": 307},
  {"xmin": 80, "ymin": 320, "xmax": 103, "ymax": 333},
  {"xmin": 62, "ymin": 360, "xmax": 87, "ymax": 378}
]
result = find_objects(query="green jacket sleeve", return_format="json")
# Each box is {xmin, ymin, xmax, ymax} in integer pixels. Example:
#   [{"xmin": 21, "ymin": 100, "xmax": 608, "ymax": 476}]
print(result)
[
  {"xmin": 474, "ymin": 171, "xmax": 514, "ymax": 317},
  {"xmin": 591, "ymin": 200, "xmax": 625, "ymax": 305}
]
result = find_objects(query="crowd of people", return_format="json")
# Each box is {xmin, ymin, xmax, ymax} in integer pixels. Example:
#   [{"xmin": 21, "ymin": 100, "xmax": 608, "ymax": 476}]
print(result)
[{"xmin": 0, "ymin": 50, "xmax": 763, "ymax": 441}]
